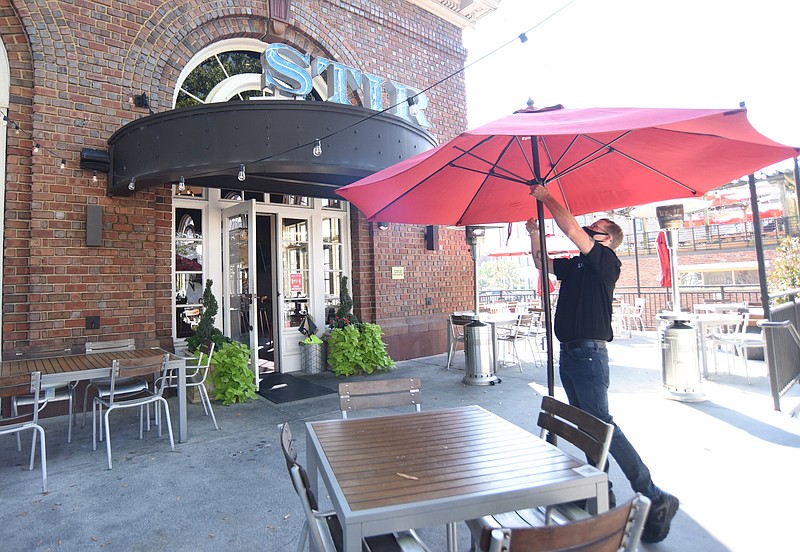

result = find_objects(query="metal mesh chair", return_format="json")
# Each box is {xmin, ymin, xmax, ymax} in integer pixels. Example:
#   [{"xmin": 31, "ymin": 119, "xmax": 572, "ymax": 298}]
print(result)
[
  {"xmin": 156, "ymin": 339, "xmax": 218, "ymax": 429},
  {"xmin": 81, "ymin": 339, "xmax": 142, "ymax": 428},
  {"xmin": 92, "ymin": 354, "xmax": 174, "ymax": 470},
  {"xmin": 1, "ymin": 372, "xmax": 48, "ymax": 493}
]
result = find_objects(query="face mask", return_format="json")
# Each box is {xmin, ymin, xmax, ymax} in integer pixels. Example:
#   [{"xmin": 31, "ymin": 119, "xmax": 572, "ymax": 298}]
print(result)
[{"xmin": 583, "ymin": 226, "xmax": 609, "ymax": 239}]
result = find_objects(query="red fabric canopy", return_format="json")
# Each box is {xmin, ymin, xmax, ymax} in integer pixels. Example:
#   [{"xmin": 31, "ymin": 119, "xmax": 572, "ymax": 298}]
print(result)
[{"xmin": 337, "ymin": 106, "xmax": 798, "ymax": 225}]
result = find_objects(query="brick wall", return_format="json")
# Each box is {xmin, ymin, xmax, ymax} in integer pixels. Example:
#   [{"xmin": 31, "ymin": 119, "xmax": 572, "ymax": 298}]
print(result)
[{"xmin": 0, "ymin": 0, "xmax": 471, "ymax": 359}]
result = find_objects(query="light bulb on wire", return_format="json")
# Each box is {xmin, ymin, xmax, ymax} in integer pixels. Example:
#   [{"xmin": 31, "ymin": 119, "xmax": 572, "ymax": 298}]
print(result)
[
  {"xmin": 92, "ymin": 171, "xmax": 98, "ymax": 183},
  {"xmin": 312, "ymin": 139, "xmax": 323, "ymax": 157},
  {"xmin": 128, "ymin": 177, "xmax": 136, "ymax": 191},
  {"xmin": 59, "ymin": 159, "xmax": 66, "ymax": 170},
  {"xmin": 238, "ymin": 164, "xmax": 246, "ymax": 182},
  {"xmin": 407, "ymin": 96, "xmax": 418, "ymax": 116},
  {"xmin": 178, "ymin": 176, "xmax": 186, "ymax": 192},
  {"xmin": 33, "ymin": 143, "xmax": 40, "ymax": 154}
]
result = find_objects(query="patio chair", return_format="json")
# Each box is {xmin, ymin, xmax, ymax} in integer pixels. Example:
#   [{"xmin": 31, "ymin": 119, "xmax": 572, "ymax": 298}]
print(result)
[
  {"xmin": 81, "ymin": 338, "xmax": 142, "ymax": 428},
  {"xmin": 155, "ymin": 338, "xmax": 218, "ymax": 429},
  {"xmin": 92, "ymin": 354, "xmax": 174, "ymax": 470},
  {"xmin": 710, "ymin": 308, "xmax": 764, "ymax": 384},
  {"xmin": 279, "ymin": 423, "xmax": 431, "ymax": 552},
  {"xmin": 11, "ymin": 346, "xmax": 76, "ymax": 447},
  {"xmin": 447, "ymin": 314, "xmax": 473, "ymax": 370},
  {"xmin": 466, "ymin": 396, "xmax": 614, "ymax": 550},
  {"xmin": 338, "ymin": 378, "xmax": 422, "ymax": 419},
  {"xmin": 497, "ymin": 313, "xmax": 535, "ymax": 371},
  {"xmin": 624, "ymin": 298, "xmax": 646, "ymax": 332},
  {"xmin": 1, "ymin": 372, "xmax": 48, "ymax": 493},
  {"xmin": 484, "ymin": 494, "xmax": 650, "ymax": 552}
]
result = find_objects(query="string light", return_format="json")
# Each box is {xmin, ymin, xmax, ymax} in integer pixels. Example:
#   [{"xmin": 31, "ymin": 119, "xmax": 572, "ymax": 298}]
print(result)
[
  {"xmin": 407, "ymin": 96, "xmax": 419, "ymax": 116},
  {"xmin": 60, "ymin": 159, "xmax": 66, "ymax": 170},
  {"xmin": 237, "ymin": 164, "xmax": 246, "ymax": 182},
  {"xmin": 1, "ymin": 114, "xmax": 7, "ymax": 126},
  {"xmin": 178, "ymin": 176, "xmax": 186, "ymax": 192},
  {"xmin": 312, "ymin": 139, "xmax": 323, "ymax": 157},
  {"xmin": 92, "ymin": 171, "xmax": 98, "ymax": 183},
  {"xmin": 128, "ymin": 177, "xmax": 136, "ymax": 191},
  {"xmin": 33, "ymin": 143, "xmax": 40, "ymax": 154}
]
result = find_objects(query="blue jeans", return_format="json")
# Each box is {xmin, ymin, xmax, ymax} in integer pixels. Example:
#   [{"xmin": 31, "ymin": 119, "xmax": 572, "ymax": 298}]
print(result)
[{"xmin": 559, "ymin": 345, "xmax": 661, "ymax": 500}]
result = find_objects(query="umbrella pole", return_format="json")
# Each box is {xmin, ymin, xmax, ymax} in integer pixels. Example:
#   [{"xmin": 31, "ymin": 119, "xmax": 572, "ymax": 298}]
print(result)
[
  {"xmin": 536, "ymin": 202, "xmax": 555, "ymax": 397},
  {"xmin": 530, "ymin": 135, "xmax": 555, "ymax": 398},
  {"xmin": 749, "ymin": 173, "xmax": 771, "ymax": 320}
]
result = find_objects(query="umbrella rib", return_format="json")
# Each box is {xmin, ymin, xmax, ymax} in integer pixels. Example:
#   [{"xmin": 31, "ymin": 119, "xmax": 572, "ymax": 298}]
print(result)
[
  {"xmin": 451, "ymin": 137, "xmax": 532, "ymax": 184},
  {"xmin": 367, "ymin": 137, "xmax": 500, "ymax": 221},
  {"xmin": 581, "ymin": 134, "xmax": 699, "ymax": 194}
]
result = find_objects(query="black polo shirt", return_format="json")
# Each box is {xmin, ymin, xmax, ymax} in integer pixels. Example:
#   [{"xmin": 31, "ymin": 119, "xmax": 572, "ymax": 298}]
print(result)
[{"xmin": 552, "ymin": 242, "xmax": 621, "ymax": 343}]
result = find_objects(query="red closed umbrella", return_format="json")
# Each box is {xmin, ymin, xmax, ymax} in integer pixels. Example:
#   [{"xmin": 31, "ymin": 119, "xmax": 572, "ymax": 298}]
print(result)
[{"xmin": 656, "ymin": 230, "xmax": 672, "ymax": 288}]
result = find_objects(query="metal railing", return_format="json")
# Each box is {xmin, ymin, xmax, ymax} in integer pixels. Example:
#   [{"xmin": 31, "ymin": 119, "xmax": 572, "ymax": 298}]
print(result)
[{"xmin": 616, "ymin": 216, "xmax": 798, "ymax": 257}]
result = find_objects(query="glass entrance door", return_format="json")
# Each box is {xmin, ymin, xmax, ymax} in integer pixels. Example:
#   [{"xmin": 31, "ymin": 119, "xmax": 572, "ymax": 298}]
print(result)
[{"xmin": 222, "ymin": 200, "xmax": 258, "ymax": 388}]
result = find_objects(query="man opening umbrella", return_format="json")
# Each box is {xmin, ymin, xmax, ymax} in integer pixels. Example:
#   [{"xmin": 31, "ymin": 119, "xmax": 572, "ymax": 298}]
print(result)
[{"xmin": 527, "ymin": 184, "xmax": 679, "ymax": 544}]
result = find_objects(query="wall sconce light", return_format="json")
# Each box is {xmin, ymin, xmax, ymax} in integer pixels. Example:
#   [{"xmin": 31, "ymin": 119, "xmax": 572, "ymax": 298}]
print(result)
[
  {"xmin": 377, "ymin": 221, "xmax": 389, "ymax": 230},
  {"xmin": 465, "ymin": 225, "xmax": 486, "ymax": 246},
  {"xmin": 131, "ymin": 92, "xmax": 149, "ymax": 109}
]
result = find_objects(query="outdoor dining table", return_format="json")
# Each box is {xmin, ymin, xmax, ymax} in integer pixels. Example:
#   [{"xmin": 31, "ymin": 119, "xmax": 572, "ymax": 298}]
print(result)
[
  {"xmin": 305, "ymin": 405, "xmax": 609, "ymax": 552},
  {"xmin": 0, "ymin": 348, "xmax": 191, "ymax": 443}
]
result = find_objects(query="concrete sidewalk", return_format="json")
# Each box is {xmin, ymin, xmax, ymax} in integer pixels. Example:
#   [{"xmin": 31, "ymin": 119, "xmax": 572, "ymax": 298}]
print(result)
[{"xmin": 2, "ymin": 331, "xmax": 798, "ymax": 551}]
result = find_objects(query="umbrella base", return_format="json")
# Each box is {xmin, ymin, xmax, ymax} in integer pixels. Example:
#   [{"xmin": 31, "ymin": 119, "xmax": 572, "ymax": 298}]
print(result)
[
  {"xmin": 463, "ymin": 373, "xmax": 500, "ymax": 386},
  {"xmin": 662, "ymin": 386, "xmax": 706, "ymax": 402}
]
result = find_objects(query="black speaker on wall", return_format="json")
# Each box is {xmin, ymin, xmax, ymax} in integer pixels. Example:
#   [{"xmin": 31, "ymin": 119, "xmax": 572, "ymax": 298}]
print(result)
[
  {"xmin": 425, "ymin": 225, "xmax": 438, "ymax": 250},
  {"xmin": 87, "ymin": 205, "xmax": 103, "ymax": 246}
]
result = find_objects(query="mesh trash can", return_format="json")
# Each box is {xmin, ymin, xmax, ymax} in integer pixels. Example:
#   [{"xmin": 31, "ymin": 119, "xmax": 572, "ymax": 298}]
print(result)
[
  {"xmin": 301, "ymin": 342, "xmax": 326, "ymax": 374},
  {"xmin": 463, "ymin": 320, "xmax": 499, "ymax": 386}
]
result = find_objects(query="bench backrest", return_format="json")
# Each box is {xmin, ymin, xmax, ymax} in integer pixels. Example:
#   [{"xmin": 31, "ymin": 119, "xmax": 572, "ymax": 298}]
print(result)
[
  {"xmin": 338, "ymin": 378, "xmax": 422, "ymax": 419},
  {"xmin": 86, "ymin": 338, "xmax": 136, "ymax": 354}
]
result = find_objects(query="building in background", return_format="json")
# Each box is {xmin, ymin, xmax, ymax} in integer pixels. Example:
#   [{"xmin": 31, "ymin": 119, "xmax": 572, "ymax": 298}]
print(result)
[{"xmin": 0, "ymin": 0, "xmax": 501, "ymax": 382}]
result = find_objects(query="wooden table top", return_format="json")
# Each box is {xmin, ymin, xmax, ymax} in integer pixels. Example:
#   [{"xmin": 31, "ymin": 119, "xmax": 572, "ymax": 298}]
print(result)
[
  {"xmin": 308, "ymin": 405, "xmax": 605, "ymax": 515},
  {"xmin": 0, "ymin": 348, "xmax": 172, "ymax": 379}
]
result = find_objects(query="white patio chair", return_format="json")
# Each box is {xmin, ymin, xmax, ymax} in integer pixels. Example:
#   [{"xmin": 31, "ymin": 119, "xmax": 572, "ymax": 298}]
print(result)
[
  {"xmin": 92, "ymin": 354, "xmax": 174, "ymax": 470},
  {"xmin": 81, "ymin": 338, "xmax": 143, "ymax": 428},
  {"xmin": 710, "ymin": 308, "xmax": 764, "ymax": 383},
  {"xmin": 11, "ymin": 346, "xmax": 76, "ymax": 446},
  {"xmin": 155, "ymin": 339, "xmax": 218, "ymax": 429},
  {"xmin": 446, "ymin": 314, "xmax": 472, "ymax": 370},
  {"xmin": 497, "ymin": 313, "xmax": 534, "ymax": 371},
  {"xmin": 1, "ymin": 371, "xmax": 48, "ymax": 493}
]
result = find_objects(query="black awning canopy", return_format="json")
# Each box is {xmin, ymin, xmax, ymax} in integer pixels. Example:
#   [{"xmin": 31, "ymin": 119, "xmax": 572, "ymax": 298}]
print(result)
[{"xmin": 107, "ymin": 100, "xmax": 437, "ymax": 198}]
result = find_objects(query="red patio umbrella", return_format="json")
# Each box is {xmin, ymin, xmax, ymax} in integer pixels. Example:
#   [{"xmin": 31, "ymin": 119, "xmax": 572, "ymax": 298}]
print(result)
[
  {"xmin": 337, "ymin": 105, "xmax": 799, "ymax": 395},
  {"xmin": 656, "ymin": 230, "xmax": 672, "ymax": 288}
]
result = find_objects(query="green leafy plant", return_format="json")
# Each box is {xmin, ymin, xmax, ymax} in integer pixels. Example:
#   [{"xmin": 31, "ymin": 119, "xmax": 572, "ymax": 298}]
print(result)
[
  {"xmin": 211, "ymin": 341, "xmax": 257, "ymax": 405},
  {"xmin": 768, "ymin": 236, "xmax": 800, "ymax": 305},
  {"xmin": 327, "ymin": 322, "xmax": 394, "ymax": 376},
  {"xmin": 186, "ymin": 279, "xmax": 225, "ymax": 352}
]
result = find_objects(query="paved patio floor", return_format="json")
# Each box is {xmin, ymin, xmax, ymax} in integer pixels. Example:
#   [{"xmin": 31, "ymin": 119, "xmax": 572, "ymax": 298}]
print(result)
[{"xmin": 1, "ymin": 331, "xmax": 798, "ymax": 551}]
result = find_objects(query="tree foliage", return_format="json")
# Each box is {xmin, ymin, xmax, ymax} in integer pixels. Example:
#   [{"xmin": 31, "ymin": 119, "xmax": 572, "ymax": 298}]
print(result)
[{"xmin": 768, "ymin": 236, "xmax": 800, "ymax": 304}]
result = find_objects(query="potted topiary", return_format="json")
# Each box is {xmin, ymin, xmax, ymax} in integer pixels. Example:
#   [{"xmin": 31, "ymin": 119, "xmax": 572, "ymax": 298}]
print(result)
[{"xmin": 326, "ymin": 276, "xmax": 394, "ymax": 376}]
